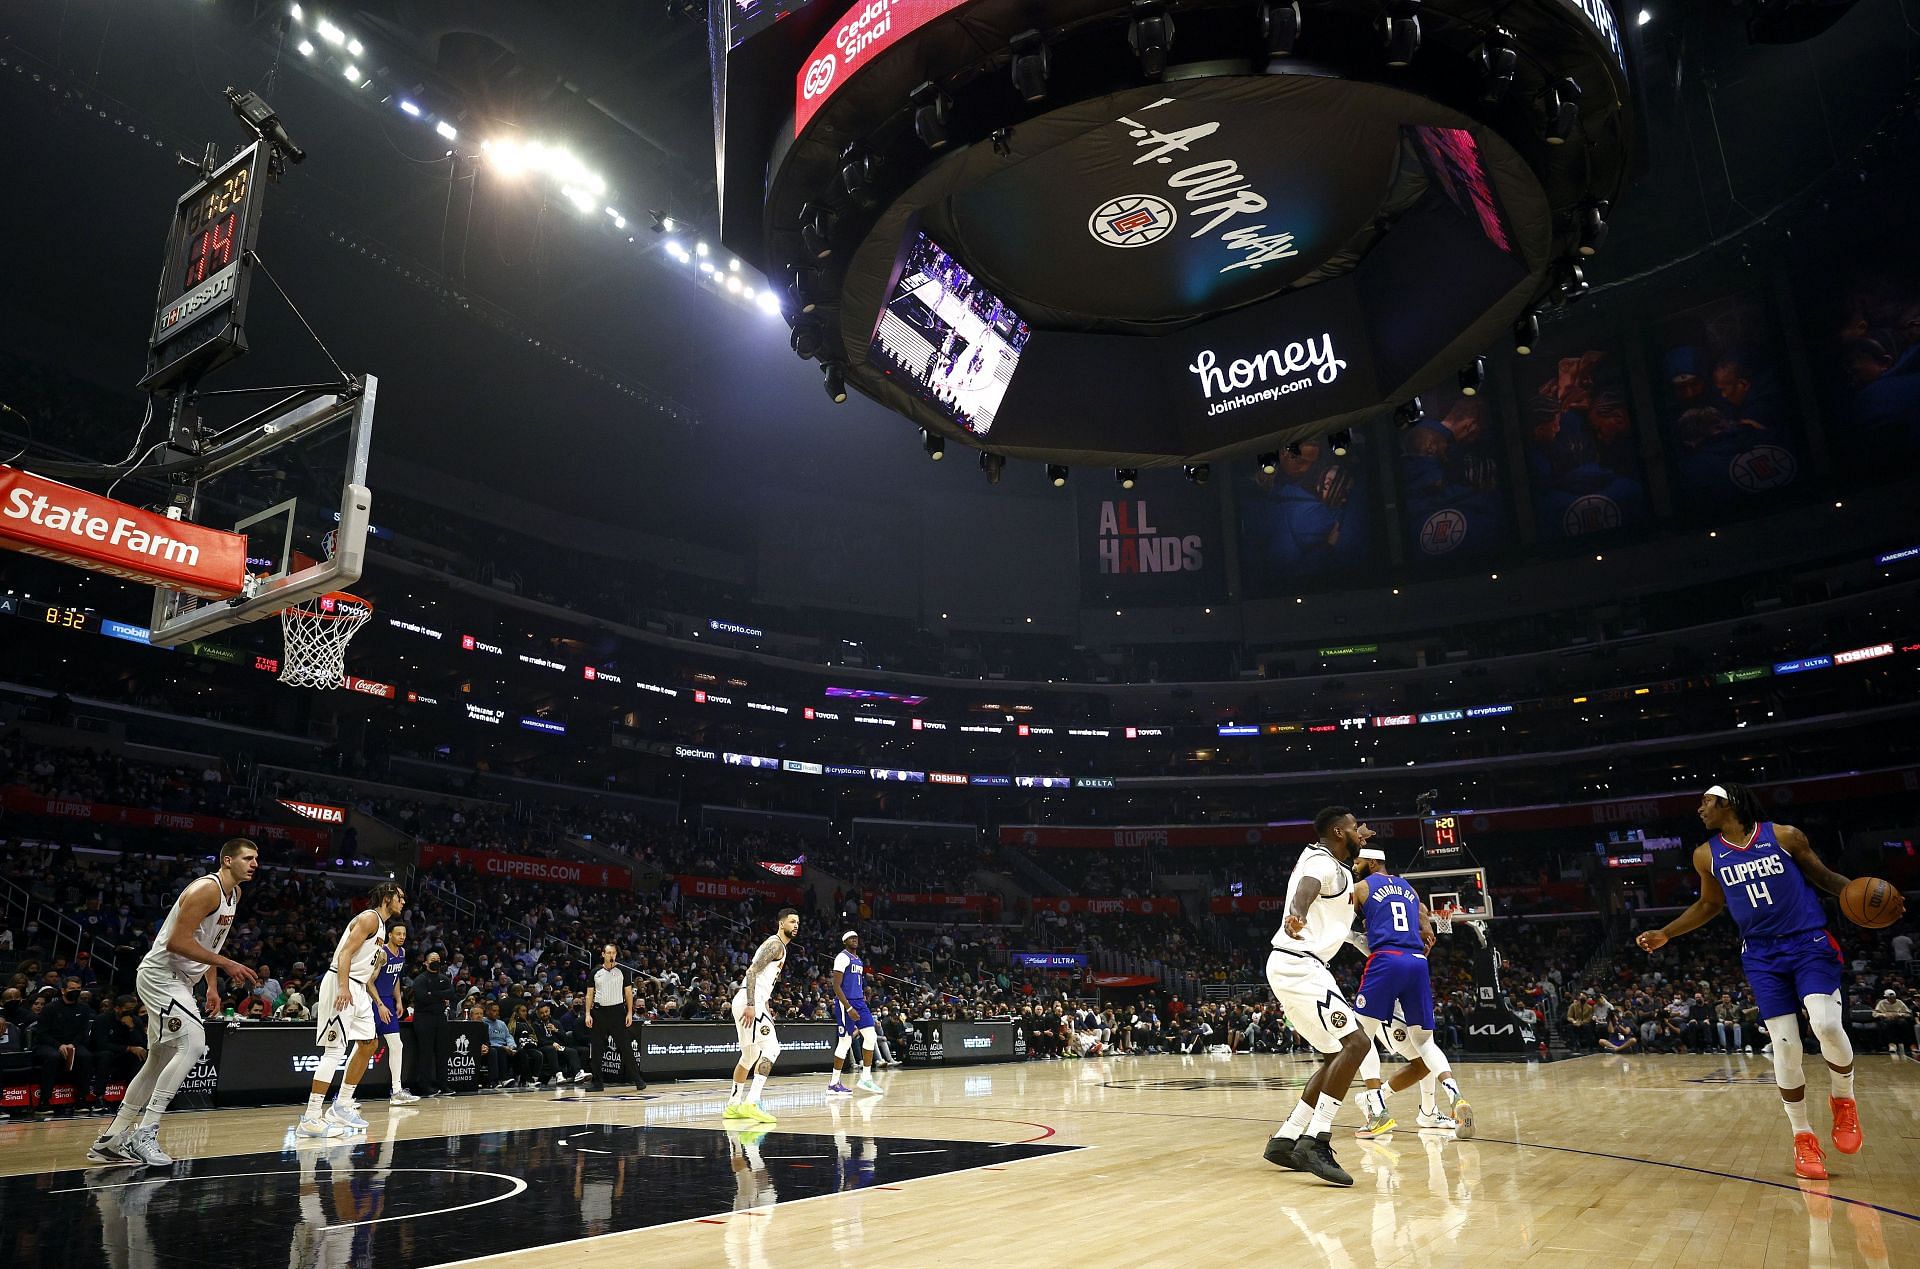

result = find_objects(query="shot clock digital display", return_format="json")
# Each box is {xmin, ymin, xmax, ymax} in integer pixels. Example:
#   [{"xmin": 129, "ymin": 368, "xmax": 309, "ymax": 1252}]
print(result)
[
  {"xmin": 143, "ymin": 141, "xmax": 270, "ymax": 390},
  {"xmin": 1420, "ymin": 814, "xmax": 1465, "ymax": 858}
]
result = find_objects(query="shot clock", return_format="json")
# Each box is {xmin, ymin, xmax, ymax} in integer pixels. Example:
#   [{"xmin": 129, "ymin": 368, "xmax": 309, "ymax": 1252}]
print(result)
[{"xmin": 142, "ymin": 140, "xmax": 271, "ymax": 392}]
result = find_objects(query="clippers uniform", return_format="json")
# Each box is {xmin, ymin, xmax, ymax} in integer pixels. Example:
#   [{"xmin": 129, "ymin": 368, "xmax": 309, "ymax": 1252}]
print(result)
[
  {"xmin": 316, "ymin": 914, "xmax": 386, "ymax": 1051},
  {"xmin": 1353, "ymin": 872, "xmax": 1436, "ymax": 1031},
  {"xmin": 832, "ymin": 947, "xmax": 876, "ymax": 1035},
  {"xmin": 373, "ymin": 950, "xmax": 404, "ymax": 1037},
  {"xmin": 1712, "ymin": 821, "xmax": 1843, "ymax": 1019},
  {"xmin": 1266, "ymin": 844, "xmax": 1363, "ymax": 1052}
]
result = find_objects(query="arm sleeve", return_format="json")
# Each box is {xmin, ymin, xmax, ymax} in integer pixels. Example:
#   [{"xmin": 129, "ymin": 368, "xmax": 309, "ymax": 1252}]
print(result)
[{"xmin": 833, "ymin": 951, "xmax": 852, "ymax": 973}]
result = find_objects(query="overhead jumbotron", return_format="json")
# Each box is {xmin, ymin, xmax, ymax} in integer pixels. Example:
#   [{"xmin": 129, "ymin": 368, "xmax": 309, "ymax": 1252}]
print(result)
[{"xmin": 712, "ymin": 0, "xmax": 1636, "ymax": 471}]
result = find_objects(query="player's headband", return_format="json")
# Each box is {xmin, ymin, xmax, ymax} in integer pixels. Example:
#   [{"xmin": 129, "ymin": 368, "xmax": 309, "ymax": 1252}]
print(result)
[
  {"xmin": 1704, "ymin": 785, "xmax": 1731, "ymax": 801},
  {"xmin": 842, "ymin": 930, "xmax": 859, "ymax": 942},
  {"xmin": 1357, "ymin": 848, "xmax": 1387, "ymax": 861}
]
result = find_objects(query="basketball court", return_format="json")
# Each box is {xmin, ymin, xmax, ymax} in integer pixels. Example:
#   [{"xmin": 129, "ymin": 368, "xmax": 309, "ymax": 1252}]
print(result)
[{"xmin": 6, "ymin": 1052, "xmax": 1916, "ymax": 1267}]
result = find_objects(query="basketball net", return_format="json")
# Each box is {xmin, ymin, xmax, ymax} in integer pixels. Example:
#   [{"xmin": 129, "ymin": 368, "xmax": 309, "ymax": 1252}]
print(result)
[
  {"xmin": 1433, "ymin": 904, "xmax": 1457, "ymax": 936},
  {"xmin": 279, "ymin": 591, "xmax": 371, "ymax": 689}
]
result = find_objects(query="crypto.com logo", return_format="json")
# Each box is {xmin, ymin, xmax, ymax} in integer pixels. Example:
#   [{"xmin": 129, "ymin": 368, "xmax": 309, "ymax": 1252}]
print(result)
[
  {"xmin": 803, "ymin": 54, "xmax": 837, "ymax": 100},
  {"xmin": 1089, "ymin": 194, "xmax": 1177, "ymax": 248}
]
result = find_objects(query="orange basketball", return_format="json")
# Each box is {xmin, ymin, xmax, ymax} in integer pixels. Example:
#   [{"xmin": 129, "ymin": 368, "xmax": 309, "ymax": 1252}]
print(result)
[{"xmin": 1838, "ymin": 876, "xmax": 1901, "ymax": 929}]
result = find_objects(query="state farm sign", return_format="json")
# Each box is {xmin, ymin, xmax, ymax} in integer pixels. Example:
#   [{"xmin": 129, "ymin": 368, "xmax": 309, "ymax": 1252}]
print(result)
[{"xmin": 1, "ymin": 464, "xmax": 247, "ymax": 597}]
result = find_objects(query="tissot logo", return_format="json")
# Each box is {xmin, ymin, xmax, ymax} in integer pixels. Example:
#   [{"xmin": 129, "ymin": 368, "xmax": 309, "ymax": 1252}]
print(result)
[{"xmin": 1089, "ymin": 194, "xmax": 1177, "ymax": 248}]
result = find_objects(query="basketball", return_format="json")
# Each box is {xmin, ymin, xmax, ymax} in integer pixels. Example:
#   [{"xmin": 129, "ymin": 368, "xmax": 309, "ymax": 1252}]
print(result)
[{"xmin": 1839, "ymin": 876, "xmax": 1901, "ymax": 928}]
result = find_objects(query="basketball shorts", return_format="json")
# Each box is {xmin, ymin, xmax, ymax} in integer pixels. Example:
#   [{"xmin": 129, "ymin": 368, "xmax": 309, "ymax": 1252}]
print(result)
[
  {"xmin": 732, "ymin": 990, "xmax": 778, "ymax": 1059},
  {"xmin": 1355, "ymin": 949, "xmax": 1437, "ymax": 1032},
  {"xmin": 373, "ymin": 992, "xmax": 401, "ymax": 1036},
  {"xmin": 833, "ymin": 998, "xmax": 876, "ymax": 1035},
  {"xmin": 135, "ymin": 963, "xmax": 205, "ymax": 1049},
  {"xmin": 1265, "ymin": 948, "xmax": 1360, "ymax": 1054},
  {"xmin": 1740, "ymin": 928, "xmax": 1844, "ymax": 1021},
  {"xmin": 315, "ymin": 971, "xmax": 376, "ymax": 1049}
]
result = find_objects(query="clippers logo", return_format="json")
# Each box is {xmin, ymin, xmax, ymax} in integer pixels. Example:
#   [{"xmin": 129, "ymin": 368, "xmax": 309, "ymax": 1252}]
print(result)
[
  {"xmin": 1419, "ymin": 509, "xmax": 1469, "ymax": 555},
  {"xmin": 1563, "ymin": 494, "xmax": 1622, "ymax": 536},
  {"xmin": 1089, "ymin": 194, "xmax": 1177, "ymax": 248},
  {"xmin": 803, "ymin": 53, "xmax": 837, "ymax": 99},
  {"xmin": 1354, "ymin": 994, "xmax": 1366, "ymax": 1009},
  {"xmin": 1729, "ymin": 444, "xmax": 1797, "ymax": 494}
]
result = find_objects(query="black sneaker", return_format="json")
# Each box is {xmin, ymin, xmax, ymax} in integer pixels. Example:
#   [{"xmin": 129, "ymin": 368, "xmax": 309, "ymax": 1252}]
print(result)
[
  {"xmin": 633, "ymin": 1082, "xmax": 647, "ymax": 1092},
  {"xmin": 1289, "ymin": 1134, "xmax": 1354, "ymax": 1186},
  {"xmin": 1262, "ymin": 1135, "xmax": 1303, "ymax": 1170}
]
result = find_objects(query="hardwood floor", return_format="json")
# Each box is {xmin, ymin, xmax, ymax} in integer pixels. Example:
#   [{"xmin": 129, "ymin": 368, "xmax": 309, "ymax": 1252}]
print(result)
[{"xmin": 3, "ymin": 1051, "xmax": 1914, "ymax": 1267}]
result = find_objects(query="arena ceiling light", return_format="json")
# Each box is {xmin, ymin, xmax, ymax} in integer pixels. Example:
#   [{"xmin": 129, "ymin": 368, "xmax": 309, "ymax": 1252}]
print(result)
[
  {"xmin": 1256, "ymin": 451, "xmax": 1279, "ymax": 475},
  {"xmin": 913, "ymin": 83, "xmax": 955, "ymax": 150},
  {"xmin": 1127, "ymin": 2, "xmax": 1176, "ymax": 79},
  {"xmin": 1382, "ymin": 1, "xmax": 1422, "ymax": 67},
  {"xmin": 823, "ymin": 361, "xmax": 849, "ymax": 403},
  {"xmin": 1183, "ymin": 462, "xmax": 1210, "ymax": 484},
  {"xmin": 1578, "ymin": 202, "xmax": 1610, "ymax": 256},
  {"xmin": 1473, "ymin": 29, "xmax": 1517, "ymax": 102},
  {"xmin": 980, "ymin": 452, "xmax": 1006, "ymax": 485},
  {"xmin": 1046, "ymin": 463, "xmax": 1070, "ymax": 488},
  {"xmin": 1261, "ymin": 1, "xmax": 1303, "ymax": 56},
  {"xmin": 1116, "ymin": 467, "xmax": 1138, "ymax": 489},
  {"xmin": 923, "ymin": 428, "xmax": 946, "ymax": 460},
  {"xmin": 1512, "ymin": 312, "xmax": 1539, "ymax": 356},
  {"xmin": 1457, "ymin": 356, "xmax": 1486, "ymax": 397},
  {"xmin": 1392, "ymin": 398, "xmax": 1423, "ymax": 428},
  {"xmin": 1545, "ymin": 78, "xmax": 1583, "ymax": 145},
  {"xmin": 1328, "ymin": 429, "xmax": 1353, "ymax": 457},
  {"xmin": 1010, "ymin": 31, "xmax": 1051, "ymax": 103}
]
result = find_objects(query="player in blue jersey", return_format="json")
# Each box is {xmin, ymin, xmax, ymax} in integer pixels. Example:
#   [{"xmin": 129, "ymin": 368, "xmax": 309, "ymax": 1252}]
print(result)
[
  {"xmin": 1347, "ymin": 846, "xmax": 1475, "ymax": 1140},
  {"xmin": 827, "ymin": 931, "xmax": 884, "ymax": 1095},
  {"xmin": 1637, "ymin": 783, "xmax": 1902, "ymax": 1179},
  {"xmin": 369, "ymin": 922, "xmax": 416, "ymax": 1105}
]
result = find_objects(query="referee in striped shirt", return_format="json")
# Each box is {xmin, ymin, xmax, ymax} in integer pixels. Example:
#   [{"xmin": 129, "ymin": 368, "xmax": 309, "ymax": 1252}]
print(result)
[{"xmin": 585, "ymin": 943, "xmax": 646, "ymax": 1092}]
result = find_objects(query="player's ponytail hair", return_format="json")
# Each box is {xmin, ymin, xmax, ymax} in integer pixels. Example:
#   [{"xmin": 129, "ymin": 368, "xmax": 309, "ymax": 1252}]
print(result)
[{"xmin": 1716, "ymin": 782, "xmax": 1762, "ymax": 828}]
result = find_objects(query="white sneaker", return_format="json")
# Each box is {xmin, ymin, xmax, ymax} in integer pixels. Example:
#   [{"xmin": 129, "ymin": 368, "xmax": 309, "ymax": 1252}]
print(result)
[
  {"xmin": 1415, "ymin": 1110, "xmax": 1459, "ymax": 1132},
  {"xmin": 500, "ymin": 1077, "xmax": 519, "ymax": 1089},
  {"xmin": 855, "ymin": 1075, "xmax": 884, "ymax": 1095},
  {"xmin": 390, "ymin": 1089, "xmax": 420, "ymax": 1105},
  {"xmin": 327, "ymin": 1100, "xmax": 369, "ymax": 1130},
  {"xmin": 86, "ymin": 1132, "xmax": 143, "ymax": 1167},
  {"xmin": 572, "ymin": 1070, "xmax": 592, "ymax": 1084},
  {"xmin": 124, "ymin": 1125, "xmax": 174, "ymax": 1167},
  {"xmin": 298, "ymin": 1116, "xmax": 353, "ymax": 1139}
]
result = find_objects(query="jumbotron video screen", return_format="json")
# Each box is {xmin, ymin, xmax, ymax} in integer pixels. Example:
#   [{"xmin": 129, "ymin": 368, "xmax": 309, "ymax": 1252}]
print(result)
[{"xmin": 868, "ymin": 229, "xmax": 1033, "ymax": 437}]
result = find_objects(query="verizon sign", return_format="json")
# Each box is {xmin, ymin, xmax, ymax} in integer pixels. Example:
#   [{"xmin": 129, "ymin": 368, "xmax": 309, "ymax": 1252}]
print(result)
[
  {"xmin": 1, "ymin": 464, "xmax": 247, "ymax": 598},
  {"xmin": 794, "ymin": 0, "xmax": 971, "ymax": 135},
  {"xmin": 277, "ymin": 799, "xmax": 347, "ymax": 825}
]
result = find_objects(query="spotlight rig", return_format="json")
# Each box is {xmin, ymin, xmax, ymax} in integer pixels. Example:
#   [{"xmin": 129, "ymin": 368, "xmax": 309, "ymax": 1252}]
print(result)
[{"xmin": 712, "ymin": 0, "xmax": 1635, "ymax": 477}]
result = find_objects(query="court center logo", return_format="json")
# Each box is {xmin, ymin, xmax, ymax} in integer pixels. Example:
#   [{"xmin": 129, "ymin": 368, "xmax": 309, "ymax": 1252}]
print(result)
[
  {"xmin": 1089, "ymin": 194, "xmax": 1177, "ymax": 248},
  {"xmin": 803, "ymin": 53, "xmax": 837, "ymax": 100}
]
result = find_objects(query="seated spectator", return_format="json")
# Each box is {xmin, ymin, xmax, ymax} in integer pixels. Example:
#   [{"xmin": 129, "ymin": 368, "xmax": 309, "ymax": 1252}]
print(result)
[
  {"xmin": 481, "ymin": 1001, "xmax": 518, "ymax": 1087},
  {"xmin": 1872, "ymin": 989, "xmax": 1915, "ymax": 1058},
  {"xmin": 1598, "ymin": 1019, "xmax": 1638, "ymax": 1053}
]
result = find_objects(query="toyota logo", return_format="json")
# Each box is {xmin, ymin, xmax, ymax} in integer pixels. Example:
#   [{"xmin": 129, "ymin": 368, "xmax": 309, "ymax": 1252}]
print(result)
[
  {"xmin": 1089, "ymin": 194, "xmax": 1177, "ymax": 248},
  {"xmin": 803, "ymin": 54, "xmax": 837, "ymax": 100}
]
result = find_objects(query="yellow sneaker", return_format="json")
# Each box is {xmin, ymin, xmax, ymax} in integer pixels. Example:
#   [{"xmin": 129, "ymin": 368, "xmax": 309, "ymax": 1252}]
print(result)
[
  {"xmin": 748, "ymin": 1103, "xmax": 778, "ymax": 1124},
  {"xmin": 722, "ymin": 1102, "xmax": 753, "ymax": 1120}
]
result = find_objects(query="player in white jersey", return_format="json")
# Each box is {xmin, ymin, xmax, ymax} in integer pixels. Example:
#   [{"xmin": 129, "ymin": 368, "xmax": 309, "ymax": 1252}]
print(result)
[
  {"xmin": 298, "ymin": 881, "xmax": 407, "ymax": 1138},
  {"xmin": 724, "ymin": 907, "xmax": 800, "ymax": 1124},
  {"xmin": 1261, "ymin": 806, "xmax": 1377, "ymax": 1187},
  {"xmin": 87, "ymin": 838, "xmax": 261, "ymax": 1167}
]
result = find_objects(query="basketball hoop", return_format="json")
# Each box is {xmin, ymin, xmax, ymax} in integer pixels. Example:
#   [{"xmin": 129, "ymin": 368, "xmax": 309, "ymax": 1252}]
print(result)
[
  {"xmin": 1433, "ymin": 905, "xmax": 1458, "ymax": 936},
  {"xmin": 279, "ymin": 591, "xmax": 371, "ymax": 689}
]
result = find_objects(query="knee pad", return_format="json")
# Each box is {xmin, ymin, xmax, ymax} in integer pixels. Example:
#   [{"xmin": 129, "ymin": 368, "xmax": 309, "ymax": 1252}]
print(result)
[
  {"xmin": 758, "ymin": 1035, "xmax": 782, "ymax": 1067},
  {"xmin": 834, "ymin": 1034, "xmax": 853, "ymax": 1059},
  {"xmin": 1803, "ymin": 993, "xmax": 1853, "ymax": 1062},
  {"xmin": 859, "ymin": 1026, "xmax": 878, "ymax": 1048},
  {"xmin": 1416, "ymin": 1038, "xmax": 1450, "ymax": 1075},
  {"xmin": 1358, "ymin": 1036, "xmax": 1383, "ymax": 1083},
  {"xmin": 1764, "ymin": 1014, "xmax": 1805, "ymax": 1090}
]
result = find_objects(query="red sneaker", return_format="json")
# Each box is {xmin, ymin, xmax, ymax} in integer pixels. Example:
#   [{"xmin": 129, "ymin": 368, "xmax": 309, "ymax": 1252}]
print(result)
[
  {"xmin": 1793, "ymin": 1131, "xmax": 1828, "ymax": 1180},
  {"xmin": 1830, "ymin": 1096, "xmax": 1862, "ymax": 1155}
]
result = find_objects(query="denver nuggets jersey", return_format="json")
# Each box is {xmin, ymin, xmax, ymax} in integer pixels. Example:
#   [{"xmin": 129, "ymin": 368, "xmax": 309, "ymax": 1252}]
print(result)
[
  {"xmin": 142, "ymin": 875, "xmax": 238, "ymax": 986},
  {"xmin": 1362, "ymin": 873, "xmax": 1426, "ymax": 953},
  {"xmin": 1711, "ymin": 822, "xmax": 1825, "ymax": 939}
]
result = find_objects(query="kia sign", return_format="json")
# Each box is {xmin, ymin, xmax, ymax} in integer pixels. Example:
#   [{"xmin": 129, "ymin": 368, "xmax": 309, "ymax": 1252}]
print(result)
[
  {"xmin": 1, "ymin": 464, "xmax": 247, "ymax": 597},
  {"xmin": 794, "ymin": 0, "xmax": 974, "ymax": 135}
]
